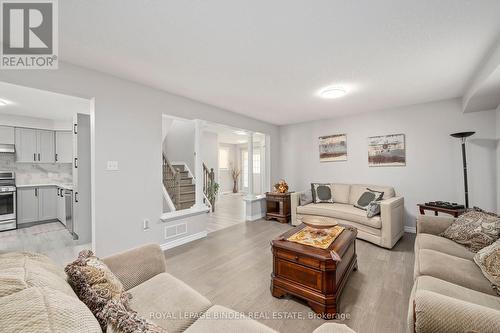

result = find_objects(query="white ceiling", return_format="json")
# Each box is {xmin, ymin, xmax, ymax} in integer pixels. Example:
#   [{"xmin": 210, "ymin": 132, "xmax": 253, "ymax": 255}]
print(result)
[
  {"xmin": 59, "ymin": 1, "xmax": 500, "ymax": 125},
  {"xmin": 0, "ymin": 82, "xmax": 90, "ymax": 121}
]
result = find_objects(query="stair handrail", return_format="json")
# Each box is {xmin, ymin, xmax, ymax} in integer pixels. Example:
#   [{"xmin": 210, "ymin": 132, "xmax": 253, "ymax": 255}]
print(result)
[
  {"xmin": 203, "ymin": 162, "xmax": 216, "ymax": 210},
  {"xmin": 163, "ymin": 153, "xmax": 181, "ymax": 207}
]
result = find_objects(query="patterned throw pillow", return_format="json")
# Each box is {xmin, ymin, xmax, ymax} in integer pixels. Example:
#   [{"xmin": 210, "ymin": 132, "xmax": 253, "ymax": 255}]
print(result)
[
  {"xmin": 366, "ymin": 201, "xmax": 381, "ymax": 218},
  {"xmin": 440, "ymin": 208, "xmax": 500, "ymax": 252},
  {"xmin": 65, "ymin": 250, "xmax": 125, "ymax": 329},
  {"xmin": 354, "ymin": 188, "xmax": 384, "ymax": 211},
  {"xmin": 299, "ymin": 190, "xmax": 313, "ymax": 206},
  {"xmin": 473, "ymin": 239, "xmax": 500, "ymax": 296},
  {"xmin": 311, "ymin": 183, "xmax": 334, "ymax": 203}
]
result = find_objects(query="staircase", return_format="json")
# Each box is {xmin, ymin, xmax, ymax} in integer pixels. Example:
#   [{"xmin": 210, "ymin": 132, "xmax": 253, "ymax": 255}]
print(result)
[{"xmin": 162, "ymin": 154, "xmax": 196, "ymax": 210}]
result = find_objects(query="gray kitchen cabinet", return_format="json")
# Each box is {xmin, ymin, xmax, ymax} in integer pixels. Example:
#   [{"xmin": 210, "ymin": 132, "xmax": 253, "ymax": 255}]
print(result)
[
  {"xmin": 38, "ymin": 187, "xmax": 57, "ymax": 221},
  {"xmin": 17, "ymin": 187, "xmax": 39, "ymax": 224},
  {"xmin": 37, "ymin": 130, "xmax": 55, "ymax": 163},
  {"xmin": 55, "ymin": 131, "xmax": 73, "ymax": 163},
  {"xmin": 15, "ymin": 128, "xmax": 38, "ymax": 162},
  {"xmin": 15, "ymin": 128, "xmax": 56, "ymax": 163},
  {"xmin": 0, "ymin": 126, "xmax": 14, "ymax": 144},
  {"xmin": 56, "ymin": 188, "xmax": 66, "ymax": 225}
]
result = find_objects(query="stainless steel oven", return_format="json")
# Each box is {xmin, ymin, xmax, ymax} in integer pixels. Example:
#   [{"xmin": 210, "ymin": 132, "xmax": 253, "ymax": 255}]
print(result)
[{"xmin": 0, "ymin": 171, "xmax": 16, "ymax": 232}]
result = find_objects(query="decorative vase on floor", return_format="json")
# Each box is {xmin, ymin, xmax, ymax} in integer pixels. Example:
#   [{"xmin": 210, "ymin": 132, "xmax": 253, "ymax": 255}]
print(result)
[{"xmin": 233, "ymin": 180, "xmax": 238, "ymax": 193}]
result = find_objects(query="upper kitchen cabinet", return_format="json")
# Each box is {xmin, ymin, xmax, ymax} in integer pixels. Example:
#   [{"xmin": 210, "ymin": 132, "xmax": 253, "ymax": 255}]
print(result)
[
  {"xmin": 15, "ymin": 128, "xmax": 56, "ymax": 163},
  {"xmin": 0, "ymin": 126, "xmax": 15, "ymax": 144},
  {"xmin": 37, "ymin": 130, "xmax": 55, "ymax": 163},
  {"xmin": 55, "ymin": 131, "xmax": 72, "ymax": 163}
]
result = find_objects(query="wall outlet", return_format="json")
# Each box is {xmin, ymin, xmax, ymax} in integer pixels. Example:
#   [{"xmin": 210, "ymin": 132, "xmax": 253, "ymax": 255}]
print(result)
[
  {"xmin": 107, "ymin": 161, "xmax": 119, "ymax": 171},
  {"xmin": 143, "ymin": 219, "xmax": 150, "ymax": 231}
]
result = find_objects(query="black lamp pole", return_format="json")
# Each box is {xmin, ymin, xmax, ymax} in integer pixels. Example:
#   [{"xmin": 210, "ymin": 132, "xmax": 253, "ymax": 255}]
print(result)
[{"xmin": 450, "ymin": 132, "xmax": 475, "ymax": 208}]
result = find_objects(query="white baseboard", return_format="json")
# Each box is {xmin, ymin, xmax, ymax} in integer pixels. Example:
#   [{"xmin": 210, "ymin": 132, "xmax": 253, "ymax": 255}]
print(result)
[
  {"xmin": 404, "ymin": 226, "xmax": 416, "ymax": 234},
  {"xmin": 246, "ymin": 213, "xmax": 265, "ymax": 221},
  {"xmin": 160, "ymin": 231, "xmax": 207, "ymax": 251}
]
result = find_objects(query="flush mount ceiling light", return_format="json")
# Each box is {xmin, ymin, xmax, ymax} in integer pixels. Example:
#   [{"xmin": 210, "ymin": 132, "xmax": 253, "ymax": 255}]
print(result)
[
  {"xmin": 0, "ymin": 99, "xmax": 9, "ymax": 106},
  {"xmin": 318, "ymin": 86, "xmax": 347, "ymax": 99},
  {"xmin": 234, "ymin": 130, "xmax": 247, "ymax": 135}
]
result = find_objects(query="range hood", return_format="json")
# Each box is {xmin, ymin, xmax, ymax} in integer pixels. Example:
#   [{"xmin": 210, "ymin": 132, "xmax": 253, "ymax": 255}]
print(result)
[{"xmin": 0, "ymin": 144, "xmax": 15, "ymax": 154}]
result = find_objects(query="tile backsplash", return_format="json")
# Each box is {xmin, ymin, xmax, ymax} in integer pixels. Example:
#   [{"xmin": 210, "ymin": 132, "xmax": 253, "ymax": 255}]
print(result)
[{"xmin": 0, "ymin": 154, "xmax": 72, "ymax": 184}]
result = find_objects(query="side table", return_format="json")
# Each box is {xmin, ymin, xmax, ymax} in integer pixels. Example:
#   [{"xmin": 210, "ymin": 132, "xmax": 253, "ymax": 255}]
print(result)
[
  {"xmin": 417, "ymin": 204, "xmax": 465, "ymax": 218},
  {"xmin": 265, "ymin": 192, "xmax": 292, "ymax": 223}
]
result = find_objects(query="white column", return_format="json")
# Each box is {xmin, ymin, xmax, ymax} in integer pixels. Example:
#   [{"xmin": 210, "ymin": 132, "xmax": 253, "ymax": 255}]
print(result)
[
  {"xmin": 193, "ymin": 119, "xmax": 206, "ymax": 209},
  {"xmin": 246, "ymin": 131, "xmax": 254, "ymax": 199}
]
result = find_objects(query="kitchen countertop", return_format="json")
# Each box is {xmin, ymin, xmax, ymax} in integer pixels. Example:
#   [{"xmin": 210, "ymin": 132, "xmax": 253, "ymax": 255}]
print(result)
[{"xmin": 16, "ymin": 183, "xmax": 74, "ymax": 190}]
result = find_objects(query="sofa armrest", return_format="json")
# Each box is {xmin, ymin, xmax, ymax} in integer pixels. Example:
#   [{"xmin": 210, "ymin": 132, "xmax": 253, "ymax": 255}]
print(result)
[
  {"xmin": 410, "ymin": 290, "xmax": 500, "ymax": 333},
  {"xmin": 313, "ymin": 323, "xmax": 356, "ymax": 333},
  {"xmin": 103, "ymin": 244, "xmax": 167, "ymax": 291},
  {"xmin": 379, "ymin": 196, "xmax": 404, "ymax": 248},
  {"xmin": 290, "ymin": 191, "xmax": 303, "ymax": 226},
  {"xmin": 416, "ymin": 215, "xmax": 455, "ymax": 235}
]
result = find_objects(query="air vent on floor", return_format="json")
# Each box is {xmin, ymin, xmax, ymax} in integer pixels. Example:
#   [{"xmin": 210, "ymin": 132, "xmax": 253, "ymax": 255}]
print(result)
[{"xmin": 164, "ymin": 223, "xmax": 188, "ymax": 240}]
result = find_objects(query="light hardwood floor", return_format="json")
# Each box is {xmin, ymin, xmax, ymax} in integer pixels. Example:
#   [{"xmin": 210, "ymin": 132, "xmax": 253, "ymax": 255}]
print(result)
[
  {"xmin": 206, "ymin": 193, "xmax": 246, "ymax": 233},
  {"xmin": 0, "ymin": 221, "xmax": 91, "ymax": 266},
  {"xmin": 165, "ymin": 219, "xmax": 415, "ymax": 333}
]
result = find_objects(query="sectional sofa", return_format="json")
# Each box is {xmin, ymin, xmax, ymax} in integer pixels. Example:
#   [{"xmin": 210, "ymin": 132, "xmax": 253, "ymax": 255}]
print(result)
[
  {"xmin": 0, "ymin": 244, "xmax": 355, "ymax": 333},
  {"xmin": 291, "ymin": 183, "xmax": 404, "ymax": 249},
  {"xmin": 408, "ymin": 215, "xmax": 500, "ymax": 333}
]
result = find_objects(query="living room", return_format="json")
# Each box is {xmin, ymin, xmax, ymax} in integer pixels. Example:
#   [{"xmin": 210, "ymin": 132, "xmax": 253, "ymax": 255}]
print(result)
[{"xmin": 0, "ymin": 1, "xmax": 499, "ymax": 333}]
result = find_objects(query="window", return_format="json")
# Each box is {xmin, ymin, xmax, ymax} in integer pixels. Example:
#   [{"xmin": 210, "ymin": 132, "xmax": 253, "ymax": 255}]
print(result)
[
  {"xmin": 219, "ymin": 147, "xmax": 229, "ymax": 169},
  {"xmin": 253, "ymin": 151, "xmax": 260, "ymax": 174},
  {"xmin": 242, "ymin": 151, "xmax": 248, "ymax": 187}
]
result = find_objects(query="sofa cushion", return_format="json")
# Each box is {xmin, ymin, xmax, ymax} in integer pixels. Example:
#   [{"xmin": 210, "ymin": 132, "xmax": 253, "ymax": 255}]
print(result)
[
  {"xmin": 474, "ymin": 239, "xmax": 500, "ymax": 296},
  {"xmin": 331, "ymin": 183, "xmax": 351, "ymax": 204},
  {"xmin": 128, "ymin": 272, "xmax": 212, "ymax": 333},
  {"xmin": 0, "ymin": 286, "xmax": 102, "ymax": 333},
  {"xmin": 184, "ymin": 305, "xmax": 277, "ymax": 333},
  {"xmin": 415, "ymin": 233, "xmax": 474, "ymax": 260},
  {"xmin": 414, "ymin": 276, "xmax": 500, "ymax": 311},
  {"xmin": 0, "ymin": 252, "xmax": 76, "ymax": 298},
  {"xmin": 297, "ymin": 203, "xmax": 382, "ymax": 229},
  {"xmin": 348, "ymin": 184, "xmax": 395, "ymax": 205},
  {"xmin": 440, "ymin": 208, "xmax": 500, "ymax": 252},
  {"xmin": 415, "ymin": 249, "xmax": 497, "ymax": 296}
]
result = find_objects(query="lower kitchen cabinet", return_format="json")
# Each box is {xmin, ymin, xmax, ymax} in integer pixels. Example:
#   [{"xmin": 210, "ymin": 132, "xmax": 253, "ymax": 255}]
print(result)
[
  {"xmin": 56, "ymin": 188, "xmax": 66, "ymax": 225},
  {"xmin": 17, "ymin": 187, "xmax": 39, "ymax": 224},
  {"xmin": 17, "ymin": 186, "xmax": 58, "ymax": 224}
]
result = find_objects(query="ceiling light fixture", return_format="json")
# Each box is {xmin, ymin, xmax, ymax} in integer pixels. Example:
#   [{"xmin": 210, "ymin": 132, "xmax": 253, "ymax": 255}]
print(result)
[
  {"xmin": 0, "ymin": 99, "xmax": 9, "ymax": 106},
  {"xmin": 319, "ymin": 86, "xmax": 347, "ymax": 99},
  {"xmin": 234, "ymin": 130, "xmax": 247, "ymax": 136}
]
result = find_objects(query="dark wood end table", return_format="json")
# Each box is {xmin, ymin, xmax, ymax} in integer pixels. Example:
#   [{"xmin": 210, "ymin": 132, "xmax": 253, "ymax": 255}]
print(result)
[
  {"xmin": 265, "ymin": 192, "xmax": 292, "ymax": 224},
  {"xmin": 418, "ymin": 204, "xmax": 465, "ymax": 218},
  {"xmin": 270, "ymin": 224, "xmax": 358, "ymax": 319}
]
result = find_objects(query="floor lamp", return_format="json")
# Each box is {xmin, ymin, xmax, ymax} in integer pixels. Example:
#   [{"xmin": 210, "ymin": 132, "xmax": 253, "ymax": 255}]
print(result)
[{"xmin": 450, "ymin": 131, "xmax": 475, "ymax": 208}]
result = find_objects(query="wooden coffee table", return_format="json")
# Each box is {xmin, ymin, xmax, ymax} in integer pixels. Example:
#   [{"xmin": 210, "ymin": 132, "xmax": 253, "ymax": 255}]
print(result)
[{"xmin": 270, "ymin": 223, "xmax": 357, "ymax": 319}]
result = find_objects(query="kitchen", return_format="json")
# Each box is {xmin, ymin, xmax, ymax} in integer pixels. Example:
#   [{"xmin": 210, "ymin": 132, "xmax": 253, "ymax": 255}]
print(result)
[{"xmin": 0, "ymin": 82, "xmax": 92, "ymax": 261}]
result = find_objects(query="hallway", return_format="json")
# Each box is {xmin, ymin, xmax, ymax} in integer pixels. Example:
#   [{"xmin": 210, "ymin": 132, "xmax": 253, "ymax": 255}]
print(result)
[{"xmin": 206, "ymin": 193, "xmax": 246, "ymax": 233}]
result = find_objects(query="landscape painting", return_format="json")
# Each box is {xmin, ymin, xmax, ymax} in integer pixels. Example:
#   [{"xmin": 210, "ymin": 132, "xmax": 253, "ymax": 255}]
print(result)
[
  {"xmin": 319, "ymin": 134, "xmax": 347, "ymax": 162},
  {"xmin": 368, "ymin": 134, "xmax": 406, "ymax": 167}
]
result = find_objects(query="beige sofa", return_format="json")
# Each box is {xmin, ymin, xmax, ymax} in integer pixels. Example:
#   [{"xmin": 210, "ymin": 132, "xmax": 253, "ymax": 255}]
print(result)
[
  {"xmin": 0, "ymin": 244, "xmax": 354, "ymax": 333},
  {"xmin": 408, "ymin": 215, "xmax": 500, "ymax": 333},
  {"xmin": 291, "ymin": 184, "xmax": 404, "ymax": 249}
]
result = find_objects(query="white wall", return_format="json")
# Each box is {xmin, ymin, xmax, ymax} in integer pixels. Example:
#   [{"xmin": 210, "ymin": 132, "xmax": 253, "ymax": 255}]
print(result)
[
  {"xmin": 497, "ymin": 105, "xmax": 500, "ymax": 212},
  {"xmin": 279, "ymin": 98, "xmax": 498, "ymax": 228},
  {"xmin": 164, "ymin": 119, "xmax": 195, "ymax": 172},
  {"xmin": 0, "ymin": 114, "xmax": 72, "ymax": 130},
  {"xmin": 0, "ymin": 62, "xmax": 280, "ymax": 256},
  {"xmin": 201, "ymin": 131, "xmax": 219, "ymax": 182},
  {"xmin": 219, "ymin": 143, "xmax": 238, "ymax": 193}
]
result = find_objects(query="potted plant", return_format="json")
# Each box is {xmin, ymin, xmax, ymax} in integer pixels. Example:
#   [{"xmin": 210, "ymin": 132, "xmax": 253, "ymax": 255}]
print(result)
[
  {"xmin": 230, "ymin": 164, "xmax": 241, "ymax": 193},
  {"xmin": 207, "ymin": 182, "xmax": 220, "ymax": 212}
]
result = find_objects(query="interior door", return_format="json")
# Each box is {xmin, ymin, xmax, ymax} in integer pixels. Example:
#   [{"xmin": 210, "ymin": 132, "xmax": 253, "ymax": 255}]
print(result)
[{"xmin": 37, "ymin": 130, "xmax": 55, "ymax": 163}]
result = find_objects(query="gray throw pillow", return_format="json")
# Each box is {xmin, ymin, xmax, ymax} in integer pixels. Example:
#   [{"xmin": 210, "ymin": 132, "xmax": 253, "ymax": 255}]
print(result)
[
  {"xmin": 354, "ymin": 188, "xmax": 384, "ymax": 210},
  {"xmin": 310, "ymin": 183, "xmax": 334, "ymax": 204},
  {"xmin": 299, "ymin": 190, "xmax": 313, "ymax": 206},
  {"xmin": 366, "ymin": 201, "xmax": 381, "ymax": 218}
]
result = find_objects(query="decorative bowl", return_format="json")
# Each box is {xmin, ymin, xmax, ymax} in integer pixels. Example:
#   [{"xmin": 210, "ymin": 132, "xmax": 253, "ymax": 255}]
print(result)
[{"xmin": 301, "ymin": 216, "xmax": 338, "ymax": 229}]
